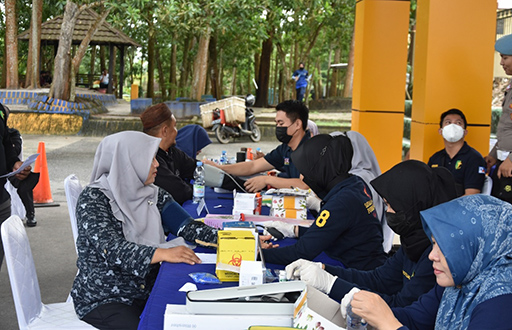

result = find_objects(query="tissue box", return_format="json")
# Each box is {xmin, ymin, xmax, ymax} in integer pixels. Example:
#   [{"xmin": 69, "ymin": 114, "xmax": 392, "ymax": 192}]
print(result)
[
  {"xmin": 272, "ymin": 195, "xmax": 307, "ymax": 210},
  {"xmin": 270, "ymin": 207, "xmax": 307, "ymax": 220},
  {"xmin": 239, "ymin": 260, "xmax": 263, "ymax": 286},
  {"xmin": 293, "ymin": 286, "xmax": 344, "ymax": 330},
  {"xmin": 216, "ymin": 229, "xmax": 257, "ymax": 282},
  {"xmin": 234, "ymin": 193, "xmax": 257, "ymax": 210}
]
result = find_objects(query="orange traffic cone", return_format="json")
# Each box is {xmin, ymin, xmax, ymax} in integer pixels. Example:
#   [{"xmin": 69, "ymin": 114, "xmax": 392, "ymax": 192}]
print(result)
[{"xmin": 33, "ymin": 141, "xmax": 54, "ymax": 204}]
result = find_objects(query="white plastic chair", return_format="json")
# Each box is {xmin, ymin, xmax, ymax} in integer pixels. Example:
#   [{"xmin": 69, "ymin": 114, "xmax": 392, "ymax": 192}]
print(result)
[
  {"xmin": 482, "ymin": 175, "xmax": 493, "ymax": 195},
  {"xmin": 64, "ymin": 174, "xmax": 83, "ymax": 254},
  {"xmin": 1, "ymin": 215, "xmax": 96, "ymax": 329}
]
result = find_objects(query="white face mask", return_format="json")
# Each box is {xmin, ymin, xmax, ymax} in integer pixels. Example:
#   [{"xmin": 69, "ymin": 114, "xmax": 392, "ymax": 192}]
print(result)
[{"xmin": 442, "ymin": 123, "xmax": 464, "ymax": 142}]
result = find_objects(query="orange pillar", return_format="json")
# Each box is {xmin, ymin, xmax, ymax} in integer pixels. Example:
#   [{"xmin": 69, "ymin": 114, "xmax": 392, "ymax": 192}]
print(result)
[
  {"xmin": 351, "ymin": 0, "xmax": 410, "ymax": 172},
  {"xmin": 409, "ymin": 0, "xmax": 496, "ymax": 162}
]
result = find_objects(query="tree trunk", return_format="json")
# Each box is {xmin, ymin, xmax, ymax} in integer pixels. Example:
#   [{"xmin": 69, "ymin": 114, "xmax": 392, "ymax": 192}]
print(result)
[
  {"xmin": 155, "ymin": 46, "xmax": 166, "ymax": 100},
  {"xmin": 190, "ymin": 26, "xmax": 211, "ymax": 100},
  {"xmin": 168, "ymin": 35, "xmax": 177, "ymax": 100},
  {"xmin": 5, "ymin": 0, "xmax": 19, "ymax": 89},
  {"xmin": 329, "ymin": 48, "xmax": 341, "ymax": 97},
  {"xmin": 100, "ymin": 46, "xmax": 106, "ymax": 71},
  {"xmin": 231, "ymin": 59, "xmax": 237, "ymax": 95},
  {"xmin": 147, "ymin": 18, "xmax": 155, "ymax": 98},
  {"xmin": 208, "ymin": 33, "xmax": 219, "ymax": 99},
  {"xmin": 27, "ymin": 0, "xmax": 43, "ymax": 89},
  {"xmin": 69, "ymin": 8, "xmax": 110, "ymax": 101},
  {"xmin": 343, "ymin": 28, "xmax": 355, "ymax": 98},
  {"xmin": 178, "ymin": 36, "xmax": 193, "ymax": 97},
  {"xmin": 50, "ymin": 0, "xmax": 79, "ymax": 100},
  {"xmin": 89, "ymin": 45, "xmax": 96, "ymax": 88},
  {"xmin": 254, "ymin": 52, "xmax": 260, "ymax": 89},
  {"xmin": 255, "ymin": 34, "xmax": 273, "ymax": 107}
]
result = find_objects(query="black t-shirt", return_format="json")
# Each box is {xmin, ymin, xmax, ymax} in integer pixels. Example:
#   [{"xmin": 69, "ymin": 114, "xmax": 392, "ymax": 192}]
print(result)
[
  {"xmin": 428, "ymin": 142, "xmax": 486, "ymax": 196},
  {"xmin": 154, "ymin": 147, "xmax": 196, "ymax": 205},
  {"xmin": 263, "ymin": 133, "xmax": 310, "ymax": 178}
]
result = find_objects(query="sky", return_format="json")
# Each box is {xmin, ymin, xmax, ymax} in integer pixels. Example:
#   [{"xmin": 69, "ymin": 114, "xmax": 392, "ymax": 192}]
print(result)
[{"xmin": 499, "ymin": 0, "xmax": 512, "ymax": 8}]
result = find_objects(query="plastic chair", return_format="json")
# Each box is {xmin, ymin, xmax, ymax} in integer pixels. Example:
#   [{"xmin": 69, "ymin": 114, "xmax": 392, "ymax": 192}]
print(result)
[
  {"xmin": 1, "ymin": 215, "xmax": 96, "ymax": 329},
  {"xmin": 64, "ymin": 174, "xmax": 83, "ymax": 254},
  {"xmin": 482, "ymin": 175, "xmax": 493, "ymax": 195}
]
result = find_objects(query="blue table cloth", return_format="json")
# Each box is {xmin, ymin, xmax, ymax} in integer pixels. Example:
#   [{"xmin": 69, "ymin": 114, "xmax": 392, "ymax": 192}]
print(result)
[{"xmin": 138, "ymin": 188, "xmax": 343, "ymax": 330}]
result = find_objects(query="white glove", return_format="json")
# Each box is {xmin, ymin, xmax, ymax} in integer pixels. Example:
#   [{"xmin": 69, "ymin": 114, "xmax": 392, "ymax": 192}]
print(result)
[
  {"xmin": 285, "ymin": 258, "xmax": 323, "ymax": 280},
  {"xmin": 266, "ymin": 221, "xmax": 297, "ymax": 238},
  {"xmin": 306, "ymin": 195, "xmax": 322, "ymax": 212},
  {"xmin": 341, "ymin": 287, "xmax": 361, "ymax": 320},
  {"xmin": 300, "ymin": 264, "xmax": 337, "ymax": 294}
]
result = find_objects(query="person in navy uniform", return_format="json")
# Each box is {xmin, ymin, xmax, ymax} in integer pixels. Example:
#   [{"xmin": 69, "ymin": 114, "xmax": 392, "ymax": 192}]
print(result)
[
  {"xmin": 292, "ymin": 62, "xmax": 309, "ymax": 102},
  {"xmin": 204, "ymin": 100, "xmax": 310, "ymax": 192},
  {"xmin": 427, "ymin": 108, "xmax": 485, "ymax": 196}
]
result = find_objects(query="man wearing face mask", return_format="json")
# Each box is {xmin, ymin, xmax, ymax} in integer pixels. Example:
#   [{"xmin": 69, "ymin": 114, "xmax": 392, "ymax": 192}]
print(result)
[
  {"xmin": 204, "ymin": 100, "xmax": 310, "ymax": 192},
  {"xmin": 427, "ymin": 108, "xmax": 486, "ymax": 196}
]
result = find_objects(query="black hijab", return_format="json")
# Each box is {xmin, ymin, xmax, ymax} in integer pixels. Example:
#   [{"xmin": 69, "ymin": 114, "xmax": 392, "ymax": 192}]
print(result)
[
  {"xmin": 370, "ymin": 160, "xmax": 457, "ymax": 261},
  {"xmin": 291, "ymin": 134, "xmax": 354, "ymax": 199}
]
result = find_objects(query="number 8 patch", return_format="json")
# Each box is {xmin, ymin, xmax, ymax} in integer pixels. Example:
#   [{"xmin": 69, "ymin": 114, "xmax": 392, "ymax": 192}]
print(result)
[{"xmin": 316, "ymin": 210, "xmax": 330, "ymax": 227}]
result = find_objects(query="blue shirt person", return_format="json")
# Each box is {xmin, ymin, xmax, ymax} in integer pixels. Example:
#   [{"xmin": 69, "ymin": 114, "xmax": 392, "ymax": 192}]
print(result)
[{"xmin": 292, "ymin": 62, "xmax": 309, "ymax": 102}]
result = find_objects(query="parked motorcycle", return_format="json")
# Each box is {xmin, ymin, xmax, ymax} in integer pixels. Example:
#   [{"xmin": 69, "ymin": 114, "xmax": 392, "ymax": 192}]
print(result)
[{"xmin": 211, "ymin": 94, "xmax": 261, "ymax": 144}]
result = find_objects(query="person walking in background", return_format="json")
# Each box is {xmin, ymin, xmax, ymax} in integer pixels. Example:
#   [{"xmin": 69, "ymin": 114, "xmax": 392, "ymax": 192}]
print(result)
[{"xmin": 292, "ymin": 62, "xmax": 309, "ymax": 102}]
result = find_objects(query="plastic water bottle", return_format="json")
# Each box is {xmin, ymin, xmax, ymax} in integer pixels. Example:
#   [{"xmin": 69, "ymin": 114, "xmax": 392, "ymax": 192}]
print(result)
[
  {"xmin": 193, "ymin": 161, "xmax": 205, "ymax": 204},
  {"xmin": 220, "ymin": 151, "xmax": 227, "ymax": 165},
  {"xmin": 347, "ymin": 303, "xmax": 367, "ymax": 330}
]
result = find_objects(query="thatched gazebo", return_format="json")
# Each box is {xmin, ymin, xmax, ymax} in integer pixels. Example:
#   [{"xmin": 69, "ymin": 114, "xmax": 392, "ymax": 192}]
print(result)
[{"xmin": 18, "ymin": 8, "xmax": 141, "ymax": 98}]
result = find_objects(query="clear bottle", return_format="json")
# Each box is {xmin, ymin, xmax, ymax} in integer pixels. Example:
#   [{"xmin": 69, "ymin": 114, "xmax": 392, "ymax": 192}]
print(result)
[
  {"xmin": 347, "ymin": 303, "xmax": 367, "ymax": 330},
  {"xmin": 220, "ymin": 150, "xmax": 227, "ymax": 165},
  {"xmin": 193, "ymin": 161, "xmax": 205, "ymax": 204}
]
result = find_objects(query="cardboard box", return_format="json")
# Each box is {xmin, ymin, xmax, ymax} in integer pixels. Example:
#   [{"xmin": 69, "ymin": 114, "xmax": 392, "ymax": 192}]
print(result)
[
  {"xmin": 216, "ymin": 229, "xmax": 257, "ymax": 282},
  {"xmin": 239, "ymin": 260, "xmax": 264, "ymax": 287},
  {"xmin": 272, "ymin": 195, "xmax": 307, "ymax": 210},
  {"xmin": 164, "ymin": 304, "xmax": 292, "ymax": 330},
  {"xmin": 293, "ymin": 286, "xmax": 345, "ymax": 330},
  {"xmin": 270, "ymin": 207, "xmax": 308, "ymax": 220}
]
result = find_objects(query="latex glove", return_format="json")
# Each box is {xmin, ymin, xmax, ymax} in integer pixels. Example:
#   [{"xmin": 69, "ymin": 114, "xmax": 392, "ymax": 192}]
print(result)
[
  {"xmin": 266, "ymin": 221, "xmax": 297, "ymax": 238},
  {"xmin": 285, "ymin": 258, "xmax": 323, "ymax": 280},
  {"xmin": 300, "ymin": 263, "xmax": 337, "ymax": 294},
  {"xmin": 306, "ymin": 195, "xmax": 322, "ymax": 212},
  {"xmin": 341, "ymin": 287, "xmax": 361, "ymax": 320}
]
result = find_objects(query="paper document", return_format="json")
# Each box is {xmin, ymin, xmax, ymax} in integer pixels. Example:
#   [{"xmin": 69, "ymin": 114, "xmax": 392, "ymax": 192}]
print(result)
[
  {"xmin": 196, "ymin": 253, "xmax": 217, "ymax": 264},
  {"xmin": 0, "ymin": 153, "xmax": 39, "ymax": 178}
]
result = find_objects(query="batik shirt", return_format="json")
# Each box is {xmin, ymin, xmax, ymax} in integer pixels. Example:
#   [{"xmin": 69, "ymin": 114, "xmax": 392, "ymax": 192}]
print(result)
[{"xmin": 71, "ymin": 186, "xmax": 172, "ymax": 318}]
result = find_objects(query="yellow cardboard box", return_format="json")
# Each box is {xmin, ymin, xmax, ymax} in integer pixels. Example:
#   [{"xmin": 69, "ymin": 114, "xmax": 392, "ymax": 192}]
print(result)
[{"xmin": 216, "ymin": 229, "xmax": 257, "ymax": 282}]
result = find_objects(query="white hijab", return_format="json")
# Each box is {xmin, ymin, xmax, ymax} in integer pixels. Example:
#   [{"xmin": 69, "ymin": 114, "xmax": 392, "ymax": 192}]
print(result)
[{"xmin": 89, "ymin": 131, "xmax": 188, "ymax": 248}]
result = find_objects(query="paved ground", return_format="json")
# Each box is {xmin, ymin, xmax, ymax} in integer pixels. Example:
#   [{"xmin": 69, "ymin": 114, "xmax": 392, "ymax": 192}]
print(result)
[{"xmin": 0, "ymin": 134, "xmax": 281, "ymax": 329}]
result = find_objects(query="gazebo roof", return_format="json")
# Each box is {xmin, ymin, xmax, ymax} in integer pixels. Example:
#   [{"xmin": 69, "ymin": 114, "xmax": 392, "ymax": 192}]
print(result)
[{"xmin": 18, "ymin": 8, "xmax": 141, "ymax": 48}]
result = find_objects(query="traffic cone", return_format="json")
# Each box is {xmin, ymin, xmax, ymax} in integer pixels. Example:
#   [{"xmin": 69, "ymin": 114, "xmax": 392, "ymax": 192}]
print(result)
[{"xmin": 33, "ymin": 141, "xmax": 54, "ymax": 204}]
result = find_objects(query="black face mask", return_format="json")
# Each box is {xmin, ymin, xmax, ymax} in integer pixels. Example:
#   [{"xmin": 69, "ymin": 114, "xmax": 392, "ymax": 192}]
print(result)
[
  {"xmin": 275, "ymin": 126, "xmax": 293, "ymax": 144},
  {"xmin": 385, "ymin": 211, "xmax": 412, "ymax": 236}
]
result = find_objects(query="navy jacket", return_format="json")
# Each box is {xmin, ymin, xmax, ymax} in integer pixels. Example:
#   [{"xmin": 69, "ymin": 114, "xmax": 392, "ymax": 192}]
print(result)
[
  {"xmin": 326, "ymin": 246, "xmax": 435, "ymax": 307},
  {"xmin": 262, "ymin": 176, "xmax": 386, "ymax": 270},
  {"xmin": 393, "ymin": 285, "xmax": 512, "ymax": 329}
]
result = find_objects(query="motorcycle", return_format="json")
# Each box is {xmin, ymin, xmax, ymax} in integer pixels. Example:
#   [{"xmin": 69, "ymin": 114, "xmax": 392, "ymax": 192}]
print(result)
[{"xmin": 211, "ymin": 94, "xmax": 261, "ymax": 144}]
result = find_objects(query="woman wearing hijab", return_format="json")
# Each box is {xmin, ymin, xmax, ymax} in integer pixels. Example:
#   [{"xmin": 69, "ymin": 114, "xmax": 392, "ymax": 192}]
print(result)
[
  {"xmin": 286, "ymin": 160, "xmax": 457, "ymax": 311},
  {"xmin": 350, "ymin": 194, "xmax": 512, "ymax": 329},
  {"xmin": 175, "ymin": 124, "xmax": 212, "ymax": 158},
  {"xmin": 71, "ymin": 131, "xmax": 217, "ymax": 330},
  {"xmin": 261, "ymin": 134, "xmax": 387, "ymax": 270}
]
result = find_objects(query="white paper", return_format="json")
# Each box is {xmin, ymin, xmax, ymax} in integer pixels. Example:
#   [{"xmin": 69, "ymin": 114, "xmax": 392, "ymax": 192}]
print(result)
[
  {"xmin": 0, "ymin": 153, "xmax": 40, "ymax": 178},
  {"xmin": 196, "ymin": 253, "xmax": 217, "ymax": 264},
  {"xmin": 178, "ymin": 282, "xmax": 198, "ymax": 292}
]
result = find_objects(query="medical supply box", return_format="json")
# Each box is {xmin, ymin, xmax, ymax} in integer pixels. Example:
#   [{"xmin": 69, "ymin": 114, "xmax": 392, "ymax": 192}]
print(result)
[{"xmin": 216, "ymin": 229, "xmax": 258, "ymax": 282}]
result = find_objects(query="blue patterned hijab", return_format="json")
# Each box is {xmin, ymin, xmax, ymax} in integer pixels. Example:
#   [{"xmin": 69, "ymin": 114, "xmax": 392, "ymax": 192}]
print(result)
[{"xmin": 420, "ymin": 194, "xmax": 512, "ymax": 329}]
